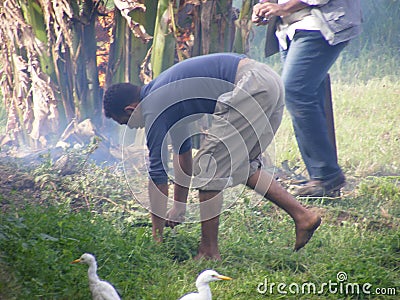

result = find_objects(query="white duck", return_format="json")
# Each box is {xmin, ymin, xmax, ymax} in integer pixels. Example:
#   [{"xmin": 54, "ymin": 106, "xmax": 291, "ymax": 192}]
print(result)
[
  {"xmin": 71, "ymin": 253, "xmax": 121, "ymax": 300},
  {"xmin": 179, "ymin": 269, "xmax": 232, "ymax": 300}
]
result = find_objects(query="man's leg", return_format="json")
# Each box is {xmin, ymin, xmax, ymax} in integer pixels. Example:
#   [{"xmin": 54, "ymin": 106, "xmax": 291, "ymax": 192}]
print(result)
[
  {"xmin": 282, "ymin": 30, "xmax": 347, "ymax": 182},
  {"xmin": 246, "ymin": 169, "xmax": 321, "ymax": 251},
  {"xmin": 195, "ymin": 190, "xmax": 223, "ymax": 260}
]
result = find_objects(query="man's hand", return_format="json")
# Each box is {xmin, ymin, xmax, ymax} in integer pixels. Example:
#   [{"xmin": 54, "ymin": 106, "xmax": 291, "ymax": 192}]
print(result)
[
  {"xmin": 252, "ymin": 2, "xmax": 288, "ymax": 25},
  {"xmin": 165, "ymin": 205, "xmax": 186, "ymax": 228},
  {"xmin": 252, "ymin": 0, "xmax": 309, "ymax": 25},
  {"xmin": 252, "ymin": 2, "xmax": 269, "ymax": 25}
]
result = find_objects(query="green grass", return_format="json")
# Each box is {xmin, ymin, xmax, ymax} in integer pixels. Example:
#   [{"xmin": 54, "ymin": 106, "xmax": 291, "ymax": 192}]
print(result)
[{"xmin": 0, "ymin": 182, "xmax": 399, "ymax": 299}]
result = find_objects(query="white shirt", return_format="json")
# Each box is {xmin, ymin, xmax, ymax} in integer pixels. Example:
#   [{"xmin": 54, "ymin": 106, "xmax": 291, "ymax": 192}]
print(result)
[{"xmin": 276, "ymin": 0, "xmax": 322, "ymax": 50}]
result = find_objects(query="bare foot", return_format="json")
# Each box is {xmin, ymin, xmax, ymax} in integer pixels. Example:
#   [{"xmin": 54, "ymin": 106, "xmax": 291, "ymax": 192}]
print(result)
[
  {"xmin": 194, "ymin": 252, "xmax": 222, "ymax": 261},
  {"xmin": 152, "ymin": 234, "xmax": 163, "ymax": 244},
  {"xmin": 165, "ymin": 206, "xmax": 186, "ymax": 228},
  {"xmin": 194, "ymin": 245, "xmax": 221, "ymax": 261},
  {"xmin": 294, "ymin": 214, "xmax": 322, "ymax": 251}
]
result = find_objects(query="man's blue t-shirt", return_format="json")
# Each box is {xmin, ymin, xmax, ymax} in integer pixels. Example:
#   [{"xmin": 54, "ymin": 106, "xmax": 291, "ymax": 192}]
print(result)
[{"xmin": 139, "ymin": 53, "xmax": 246, "ymax": 184}]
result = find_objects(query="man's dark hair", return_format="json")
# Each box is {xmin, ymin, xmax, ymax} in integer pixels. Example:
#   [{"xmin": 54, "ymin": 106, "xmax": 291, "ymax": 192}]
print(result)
[{"xmin": 103, "ymin": 83, "xmax": 141, "ymax": 118}]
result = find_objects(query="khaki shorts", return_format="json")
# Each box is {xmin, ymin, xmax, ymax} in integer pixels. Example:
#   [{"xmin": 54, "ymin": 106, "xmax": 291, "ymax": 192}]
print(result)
[{"xmin": 192, "ymin": 59, "xmax": 285, "ymax": 191}]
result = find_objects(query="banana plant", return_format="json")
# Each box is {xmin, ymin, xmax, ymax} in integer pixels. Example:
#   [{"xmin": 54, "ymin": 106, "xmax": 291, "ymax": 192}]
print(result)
[
  {"xmin": 233, "ymin": 0, "xmax": 253, "ymax": 54},
  {"xmin": 0, "ymin": 0, "xmax": 250, "ymax": 149},
  {"xmin": 0, "ymin": 0, "xmax": 102, "ymax": 147}
]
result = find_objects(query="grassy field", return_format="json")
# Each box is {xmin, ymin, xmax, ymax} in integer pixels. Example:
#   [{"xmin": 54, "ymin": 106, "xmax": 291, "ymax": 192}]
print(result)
[{"xmin": 0, "ymin": 77, "xmax": 399, "ymax": 299}]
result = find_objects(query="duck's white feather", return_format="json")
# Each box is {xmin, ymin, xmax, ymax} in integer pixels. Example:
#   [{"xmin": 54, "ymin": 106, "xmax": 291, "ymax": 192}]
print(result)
[
  {"xmin": 178, "ymin": 270, "xmax": 231, "ymax": 300},
  {"xmin": 72, "ymin": 253, "xmax": 121, "ymax": 300}
]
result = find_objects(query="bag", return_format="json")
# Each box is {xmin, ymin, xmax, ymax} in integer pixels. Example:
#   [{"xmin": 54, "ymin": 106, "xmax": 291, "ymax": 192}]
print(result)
[
  {"xmin": 264, "ymin": 0, "xmax": 279, "ymax": 57},
  {"xmin": 264, "ymin": 15, "xmax": 280, "ymax": 57}
]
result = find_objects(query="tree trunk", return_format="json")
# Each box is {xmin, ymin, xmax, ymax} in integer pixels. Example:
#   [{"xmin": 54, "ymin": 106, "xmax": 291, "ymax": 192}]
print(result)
[
  {"xmin": 233, "ymin": 0, "xmax": 252, "ymax": 54},
  {"xmin": 151, "ymin": 0, "xmax": 176, "ymax": 77},
  {"xmin": 81, "ymin": 0, "xmax": 102, "ymax": 125}
]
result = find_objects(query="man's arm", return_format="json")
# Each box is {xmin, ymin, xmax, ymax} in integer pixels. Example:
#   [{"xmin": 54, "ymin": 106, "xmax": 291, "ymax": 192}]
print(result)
[
  {"xmin": 148, "ymin": 149, "xmax": 193, "ymax": 241},
  {"xmin": 146, "ymin": 120, "xmax": 171, "ymax": 241},
  {"xmin": 148, "ymin": 180, "xmax": 168, "ymax": 242},
  {"xmin": 166, "ymin": 149, "xmax": 193, "ymax": 228}
]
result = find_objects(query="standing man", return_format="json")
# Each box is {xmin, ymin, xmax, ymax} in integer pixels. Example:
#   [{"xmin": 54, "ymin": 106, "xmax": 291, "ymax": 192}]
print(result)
[
  {"xmin": 103, "ymin": 53, "xmax": 321, "ymax": 260},
  {"xmin": 252, "ymin": 0, "xmax": 362, "ymax": 197}
]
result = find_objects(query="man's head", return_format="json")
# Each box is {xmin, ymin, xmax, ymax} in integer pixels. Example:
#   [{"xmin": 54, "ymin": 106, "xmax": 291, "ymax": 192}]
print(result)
[{"xmin": 103, "ymin": 83, "xmax": 143, "ymax": 127}]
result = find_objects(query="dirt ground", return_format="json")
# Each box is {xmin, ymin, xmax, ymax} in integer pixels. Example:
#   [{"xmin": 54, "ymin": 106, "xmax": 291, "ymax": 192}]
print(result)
[{"xmin": 0, "ymin": 157, "xmax": 42, "ymax": 213}]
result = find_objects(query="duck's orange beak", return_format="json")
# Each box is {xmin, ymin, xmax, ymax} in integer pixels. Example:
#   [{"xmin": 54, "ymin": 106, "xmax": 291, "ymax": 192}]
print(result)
[
  {"xmin": 71, "ymin": 258, "xmax": 81, "ymax": 264},
  {"xmin": 216, "ymin": 275, "xmax": 232, "ymax": 280}
]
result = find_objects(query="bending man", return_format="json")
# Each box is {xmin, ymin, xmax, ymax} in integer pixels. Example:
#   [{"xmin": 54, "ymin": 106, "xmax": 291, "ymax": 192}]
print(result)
[{"xmin": 103, "ymin": 53, "xmax": 321, "ymax": 260}]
